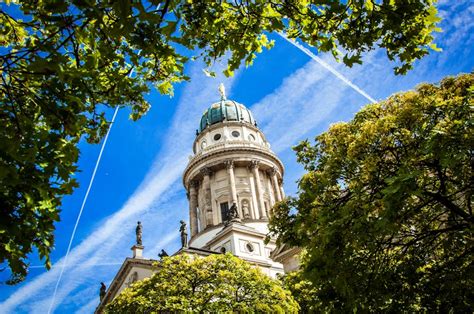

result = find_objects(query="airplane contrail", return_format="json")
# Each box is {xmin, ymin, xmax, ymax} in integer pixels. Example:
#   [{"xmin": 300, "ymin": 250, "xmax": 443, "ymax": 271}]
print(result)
[{"xmin": 278, "ymin": 32, "xmax": 377, "ymax": 104}]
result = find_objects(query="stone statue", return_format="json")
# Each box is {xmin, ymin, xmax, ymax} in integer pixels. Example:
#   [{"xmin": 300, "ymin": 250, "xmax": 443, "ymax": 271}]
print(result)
[
  {"xmin": 219, "ymin": 83, "xmax": 226, "ymax": 100},
  {"xmin": 179, "ymin": 220, "xmax": 188, "ymax": 248},
  {"xmin": 158, "ymin": 249, "xmax": 169, "ymax": 259},
  {"xmin": 242, "ymin": 200, "xmax": 250, "ymax": 219},
  {"xmin": 136, "ymin": 221, "xmax": 143, "ymax": 246},
  {"xmin": 229, "ymin": 202, "xmax": 239, "ymax": 220},
  {"xmin": 100, "ymin": 282, "xmax": 106, "ymax": 301},
  {"xmin": 127, "ymin": 272, "xmax": 138, "ymax": 286},
  {"xmin": 224, "ymin": 203, "xmax": 240, "ymax": 226}
]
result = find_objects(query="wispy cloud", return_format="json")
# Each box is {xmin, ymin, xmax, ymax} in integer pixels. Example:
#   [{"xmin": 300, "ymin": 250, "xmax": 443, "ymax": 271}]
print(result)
[
  {"xmin": 0, "ymin": 62, "xmax": 237, "ymax": 313},
  {"xmin": 251, "ymin": 59, "xmax": 354, "ymax": 153}
]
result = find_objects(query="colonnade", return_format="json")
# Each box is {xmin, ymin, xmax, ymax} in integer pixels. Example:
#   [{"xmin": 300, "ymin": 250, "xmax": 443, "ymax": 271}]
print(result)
[{"xmin": 187, "ymin": 160, "xmax": 284, "ymax": 237}]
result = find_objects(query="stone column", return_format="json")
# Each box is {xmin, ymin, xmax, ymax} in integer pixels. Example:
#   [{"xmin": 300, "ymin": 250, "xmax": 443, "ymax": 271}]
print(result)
[
  {"xmin": 270, "ymin": 167, "xmax": 282, "ymax": 201},
  {"xmin": 265, "ymin": 171, "xmax": 275, "ymax": 208},
  {"xmin": 250, "ymin": 160, "xmax": 267, "ymax": 219},
  {"xmin": 279, "ymin": 178, "xmax": 285, "ymax": 199},
  {"xmin": 225, "ymin": 160, "xmax": 240, "ymax": 217},
  {"xmin": 200, "ymin": 167, "xmax": 213, "ymax": 227},
  {"xmin": 188, "ymin": 180, "xmax": 199, "ymax": 237},
  {"xmin": 248, "ymin": 175, "xmax": 259, "ymax": 219}
]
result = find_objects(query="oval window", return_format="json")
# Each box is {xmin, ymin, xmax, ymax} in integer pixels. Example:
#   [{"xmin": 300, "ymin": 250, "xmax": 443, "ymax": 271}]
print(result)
[
  {"xmin": 245, "ymin": 242, "xmax": 255, "ymax": 253},
  {"xmin": 213, "ymin": 133, "xmax": 222, "ymax": 141},
  {"xmin": 200, "ymin": 141, "xmax": 207, "ymax": 149},
  {"xmin": 231, "ymin": 131, "xmax": 240, "ymax": 138},
  {"xmin": 248, "ymin": 134, "xmax": 256, "ymax": 141}
]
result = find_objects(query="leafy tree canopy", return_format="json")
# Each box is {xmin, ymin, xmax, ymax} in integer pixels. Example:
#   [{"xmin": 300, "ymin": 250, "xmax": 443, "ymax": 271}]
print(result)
[
  {"xmin": 106, "ymin": 253, "xmax": 298, "ymax": 313},
  {"xmin": 0, "ymin": 0, "xmax": 441, "ymax": 283},
  {"xmin": 269, "ymin": 73, "xmax": 473, "ymax": 312}
]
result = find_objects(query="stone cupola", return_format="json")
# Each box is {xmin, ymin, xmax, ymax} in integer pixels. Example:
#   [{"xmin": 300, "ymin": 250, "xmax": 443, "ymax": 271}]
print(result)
[{"xmin": 182, "ymin": 86, "xmax": 285, "ymax": 274}]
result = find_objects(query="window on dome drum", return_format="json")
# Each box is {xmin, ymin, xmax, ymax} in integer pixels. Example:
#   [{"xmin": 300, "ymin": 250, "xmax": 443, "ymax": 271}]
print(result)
[
  {"xmin": 200, "ymin": 141, "xmax": 207, "ymax": 149},
  {"xmin": 213, "ymin": 133, "xmax": 222, "ymax": 141},
  {"xmin": 220, "ymin": 202, "xmax": 230, "ymax": 222},
  {"xmin": 245, "ymin": 242, "xmax": 255, "ymax": 253},
  {"xmin": 231, "ymin": 131, "xmax": 240, "ymax": 138},
  {"xmin": 248, "ymin": 134, "xmax": 255, "ymax": 141}
]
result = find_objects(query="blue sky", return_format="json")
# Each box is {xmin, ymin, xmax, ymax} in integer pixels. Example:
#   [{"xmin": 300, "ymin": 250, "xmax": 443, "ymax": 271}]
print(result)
[{"xmin": 1, "ymin": 1, "xmax": 473, "ymax": 313}]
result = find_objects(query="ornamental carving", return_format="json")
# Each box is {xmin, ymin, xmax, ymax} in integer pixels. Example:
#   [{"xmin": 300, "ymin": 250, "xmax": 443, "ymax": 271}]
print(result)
[
  {"xmin": 266, "ymin": 167, "xmax": 277, "ymax": 176},
  {"xmin": 249, "ymin": 160, "xmax": 260, "ymax": 169},
  {"xmin": 127, "ymin": 271, "xmax": 138, "ymax": 287},
  {"xmin": 241, "ymin": 199, "xmax": 251, "ymax": 219},
  {"xmin": 225, "ymin": 160, "xmax": 234, "ymax": 169},
  {"xmin": 189, "ymin": 180, "xmax": 199, "ymax": 190},
  {"xmin": 200, "ymin": 167, "xmax": 212, "ymax": 176}
]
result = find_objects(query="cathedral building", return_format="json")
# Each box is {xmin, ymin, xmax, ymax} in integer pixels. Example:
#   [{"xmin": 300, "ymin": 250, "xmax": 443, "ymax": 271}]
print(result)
[{"xmin": 95, "ymin": 86, "xmax": 299, "ymax": 313}]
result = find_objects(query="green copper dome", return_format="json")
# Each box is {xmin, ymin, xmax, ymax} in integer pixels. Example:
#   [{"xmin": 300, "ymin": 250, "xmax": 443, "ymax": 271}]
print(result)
[{"xmin": 199, "ymin": 99, "xmax": 256, "ymax": 132}]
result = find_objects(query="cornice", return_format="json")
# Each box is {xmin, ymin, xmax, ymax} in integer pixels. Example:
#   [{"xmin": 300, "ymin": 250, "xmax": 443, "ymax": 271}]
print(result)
[
  {"xmin": 205, "ymin": 222, "xmax": 268, "ymax": 248},
  {"xmin": 270, "ymin": 246, "xmax": 302, "ymax": 263},
  {"xmin": 189, "ymin": 219, "xmax": 270, "ymax": 246},
  {"xmin": 183, "ymin": 147, "xmax": 284, "ymax": 187},
  {"xmin": 95, "ymin": 258, "xmax": 156, "ymax": 313}
]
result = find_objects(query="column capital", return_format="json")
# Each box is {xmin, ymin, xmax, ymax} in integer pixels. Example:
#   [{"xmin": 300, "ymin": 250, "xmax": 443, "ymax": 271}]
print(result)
[
  {"xmin": 249, "ymin": 160, "xmax": 260, "ymax": 170},
  {"xmin": 189, "ymin": 180, "xmax": 199, "ymax": 189},
  {"xmin": 200, "ymin": 167, "xmax": 212, "ymax": 176},
  {"xmin": 225, "ymin": 159, "xmax": 234, "ymax": 169},
  {"xmin": 266, "ymin": 167, "xmax": 278, "ymax": 176}
]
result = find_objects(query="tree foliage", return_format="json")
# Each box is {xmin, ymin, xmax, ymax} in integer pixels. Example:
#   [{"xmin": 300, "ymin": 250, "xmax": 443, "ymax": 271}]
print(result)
[
  {"xmin": 281, "ymin": 268, "xmax": 320, "ymax": 313},
  {"xmin": 0, "ymin": 0, "xmax": 440, "ymax": 283},
  {"xmin": 269, "ymin": 73, "xmax": 474, "ymax": 312},
  {"xmin": 106, "ymin": 253, "xmax": 298, "ymax": 313}
]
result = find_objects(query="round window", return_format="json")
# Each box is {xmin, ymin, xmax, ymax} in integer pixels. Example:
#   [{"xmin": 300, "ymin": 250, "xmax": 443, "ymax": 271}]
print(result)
[
  {"xmin": 245, "ymin": 242, "xmax": 255, "ymax": 253},
  {"xmin": 200, "ymin": 141, "xmax": 207, "ymax": 149},
  {"xmin": 220, "ymin": 247, "xmax": 226, "ymax": 253},
  {"xmin": 231, "ymin": 130, "xmax": 240, "ymax": 138},
  {"xmin": 248, "ymin": 134, "xmax": 256, "ymax": 141},
  {"xmin": 213, "ymin": 133, "xmax": 222, "ymax": 141}
]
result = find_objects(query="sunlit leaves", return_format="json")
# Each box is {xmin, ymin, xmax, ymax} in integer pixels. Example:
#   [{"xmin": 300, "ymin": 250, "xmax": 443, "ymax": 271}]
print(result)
[
  {"xmin": 1, "ymin": 0, "xmax": 441, "ymax": 284},
  {"xmin": 106, "ymin": 254, "xmax": 299, "ymax": 313},
  {"xmin": 269, "ymin": 73, "xmax": 474, "ymax": 312}
]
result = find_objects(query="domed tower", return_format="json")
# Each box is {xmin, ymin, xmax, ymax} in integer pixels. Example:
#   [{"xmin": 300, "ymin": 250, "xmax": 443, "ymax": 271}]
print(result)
[
  {"xmin": 183, "ymin": 85, "xmax": 285, "ymax": 276},
  {"xmin": 95, "ymin": 87, "xmax": 289, "ymax": 312}
]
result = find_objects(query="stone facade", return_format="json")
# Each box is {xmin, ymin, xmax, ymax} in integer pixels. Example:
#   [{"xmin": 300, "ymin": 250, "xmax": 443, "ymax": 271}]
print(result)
[
  {"xmin": 95, "ymin": 95, "xmax": 298, "ymax": 313},
  {"xmin": 182, "ymin": 100, "xmax": 286, "ymax": 275}
]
